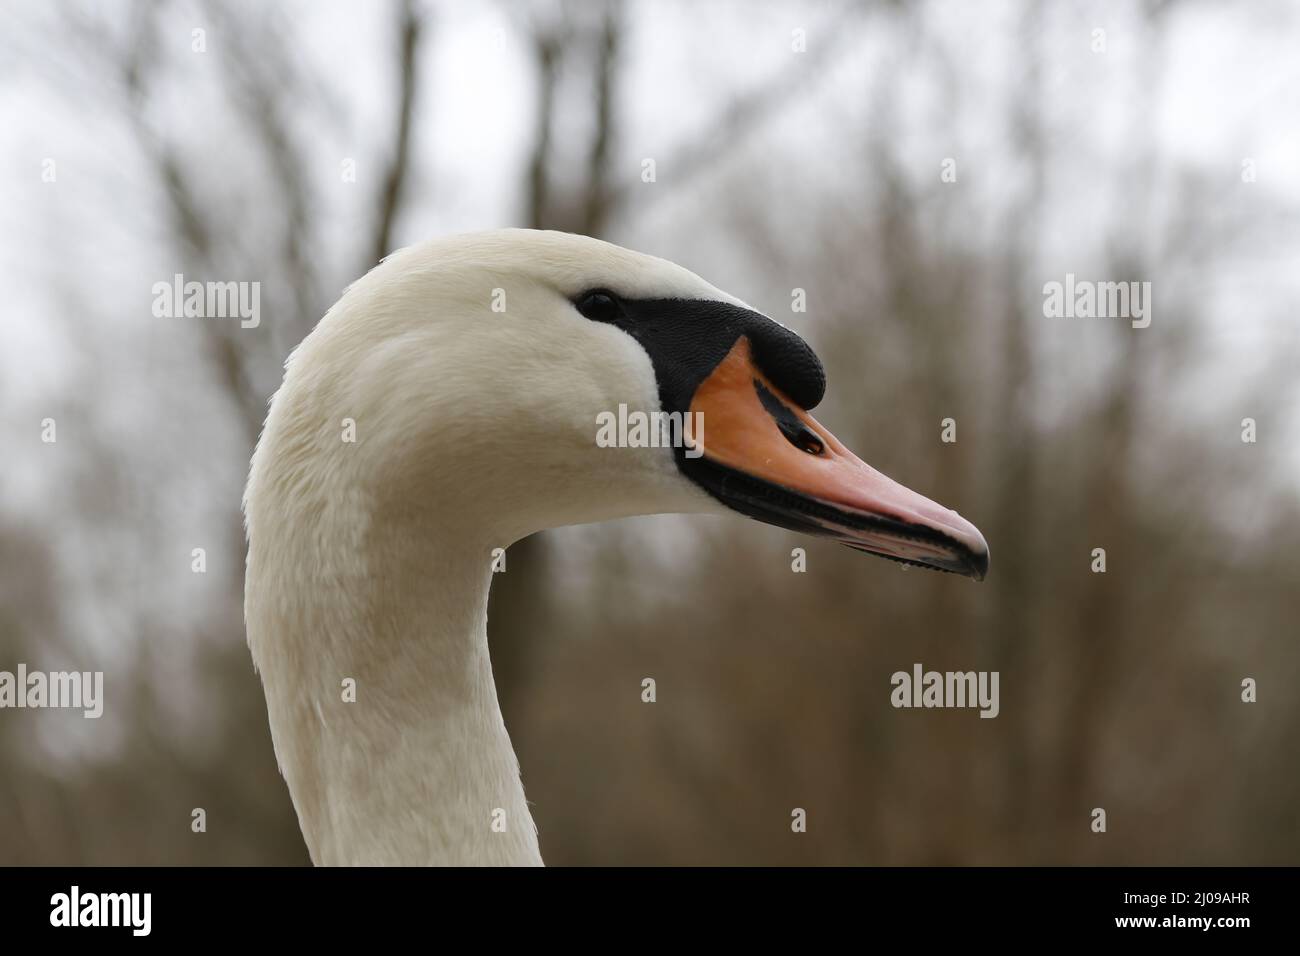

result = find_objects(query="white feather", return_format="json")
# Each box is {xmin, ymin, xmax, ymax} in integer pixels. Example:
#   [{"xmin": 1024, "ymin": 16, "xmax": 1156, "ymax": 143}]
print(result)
[{"xmin": 244, "ymin": 230, "xmax": 733, "ymax": 865}]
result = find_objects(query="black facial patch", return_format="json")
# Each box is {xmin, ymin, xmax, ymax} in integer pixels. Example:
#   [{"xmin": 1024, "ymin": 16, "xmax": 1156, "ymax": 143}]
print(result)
[{"xmin": 577, "ymin": 295, "xmax": 826, "ymax": 415}]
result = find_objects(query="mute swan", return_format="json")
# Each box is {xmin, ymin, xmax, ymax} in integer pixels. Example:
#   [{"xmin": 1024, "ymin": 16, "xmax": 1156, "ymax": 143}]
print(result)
[{"xmin": 243, "ymin": 229, "xmax": 989, "ymax": 866}]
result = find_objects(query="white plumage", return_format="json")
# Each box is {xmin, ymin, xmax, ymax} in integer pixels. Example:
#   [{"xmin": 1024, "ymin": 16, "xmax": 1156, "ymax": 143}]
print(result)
[{"xmin": 244, "ymin": 231, "xmax": 735, "ymax": 865}]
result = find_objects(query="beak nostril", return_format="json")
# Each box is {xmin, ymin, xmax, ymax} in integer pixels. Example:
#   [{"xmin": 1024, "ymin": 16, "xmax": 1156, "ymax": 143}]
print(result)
[
  {"xmin": 752, "ymin": 377, "xmax": 826, "ymax": 456},
  {"xmin": 778, "ymin": 420, "xmax": 825, "ymax": 456}
]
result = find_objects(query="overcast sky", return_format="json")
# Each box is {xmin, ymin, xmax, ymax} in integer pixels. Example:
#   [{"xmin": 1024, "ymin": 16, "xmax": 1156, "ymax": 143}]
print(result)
[{"xmin": 1, "ymin": 0, "xmax": 1297, "ymax": 564}]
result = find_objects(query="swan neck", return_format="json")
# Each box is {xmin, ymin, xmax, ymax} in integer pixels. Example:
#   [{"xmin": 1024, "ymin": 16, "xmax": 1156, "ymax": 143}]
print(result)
[{"xmin": 252, "ymin": 514, "xmax": 541, "ymax": 866}]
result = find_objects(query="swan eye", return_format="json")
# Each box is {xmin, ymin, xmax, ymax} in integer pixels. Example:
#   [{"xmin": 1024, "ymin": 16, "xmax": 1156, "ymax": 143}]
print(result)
[{"xmin": 574, "ymin": 289, "xmax": 622, "ymax": 322}]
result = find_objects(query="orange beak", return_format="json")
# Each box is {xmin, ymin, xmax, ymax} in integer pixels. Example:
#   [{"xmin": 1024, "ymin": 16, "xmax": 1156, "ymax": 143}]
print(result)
[{"xmin": 682, "ymin": 338, "xmax": 989, "ymax": 580}]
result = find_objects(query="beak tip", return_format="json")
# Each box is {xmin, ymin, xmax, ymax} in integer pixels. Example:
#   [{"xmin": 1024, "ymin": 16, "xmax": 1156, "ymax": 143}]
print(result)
[{"xmin": 962, "ymin": 527, "xmax": 990, "ymax": 582}]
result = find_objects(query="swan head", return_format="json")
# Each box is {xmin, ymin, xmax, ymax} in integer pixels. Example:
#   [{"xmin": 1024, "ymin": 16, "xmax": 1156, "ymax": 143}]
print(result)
[{"xmin": 253, "ymin": 228, "xmax": 988, "ymax": 579}]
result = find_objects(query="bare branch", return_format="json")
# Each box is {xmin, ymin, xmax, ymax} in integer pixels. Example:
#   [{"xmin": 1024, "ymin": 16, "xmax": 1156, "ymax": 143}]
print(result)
[
  {"xmin": 604, "ymin": 1, "xmax": 874, "ymax": 217},
  {"xmin": 578, "ymin": 1, "xmax": 622, "ymax": 236},
  {"xmin": 368, "ymin": 0, "xmax": 426, "ymax": 269},
  {"xmin": 525, "ymin": 28, "xmax": 566, "ymax": 230}
]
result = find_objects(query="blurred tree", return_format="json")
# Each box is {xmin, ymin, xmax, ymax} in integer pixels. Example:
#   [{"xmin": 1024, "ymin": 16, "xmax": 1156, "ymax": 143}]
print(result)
[{"xmin": 1, "ymin": 0, "xmax": 1297, "ymax": 866}]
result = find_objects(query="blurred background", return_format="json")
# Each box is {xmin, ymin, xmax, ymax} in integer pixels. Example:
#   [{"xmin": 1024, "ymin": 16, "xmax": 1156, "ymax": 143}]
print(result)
[{"xmin": 1, "ymin": 0, "xmax": 1298, "ymax": 865}]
